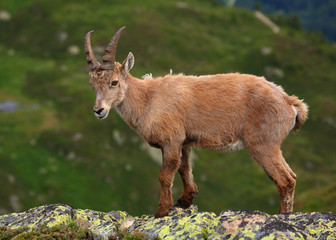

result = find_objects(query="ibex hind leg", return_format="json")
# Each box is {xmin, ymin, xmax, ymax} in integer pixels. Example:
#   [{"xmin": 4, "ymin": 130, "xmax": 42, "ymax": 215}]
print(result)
[
  {"xmin": 175, "ymin": 146, "xmax": 198, "ymax": 208},
  {"xmin": 249, "ymin": 144, "xmax": 296, "ymax": 213}
]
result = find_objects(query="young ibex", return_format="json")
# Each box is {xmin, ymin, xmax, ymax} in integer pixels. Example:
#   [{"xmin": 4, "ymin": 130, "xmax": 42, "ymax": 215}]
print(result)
[{"xmin": 85, "ymin": 26, "xmax": 308, "ymax": 218}]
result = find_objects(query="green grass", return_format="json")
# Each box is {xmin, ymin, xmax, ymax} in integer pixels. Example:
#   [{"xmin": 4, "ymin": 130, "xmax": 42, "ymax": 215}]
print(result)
[{"xmin": 0, "ymin": 0, "xmax": 335, "ymax": 217}]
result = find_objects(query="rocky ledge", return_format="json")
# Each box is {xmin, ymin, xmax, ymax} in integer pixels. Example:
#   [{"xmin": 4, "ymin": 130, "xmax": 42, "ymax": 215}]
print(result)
[{"xmin": 0, "ymin": 204, "xmax": 335, "ymax": 239}]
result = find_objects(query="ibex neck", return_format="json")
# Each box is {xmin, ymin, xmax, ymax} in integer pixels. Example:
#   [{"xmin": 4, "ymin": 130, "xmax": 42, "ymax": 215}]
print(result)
[{"xmin": 115, "ymin": 74, "xmax": 151, "ymax": 129}]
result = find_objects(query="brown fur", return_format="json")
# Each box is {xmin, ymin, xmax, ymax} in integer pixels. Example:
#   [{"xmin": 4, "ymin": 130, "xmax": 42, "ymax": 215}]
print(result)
[{"xmin": 87, "ymin": 32, "xmax": 308, "ymax": 218}]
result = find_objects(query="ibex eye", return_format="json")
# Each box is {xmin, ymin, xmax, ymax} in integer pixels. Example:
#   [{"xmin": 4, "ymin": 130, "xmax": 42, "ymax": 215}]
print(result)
[{"xmin": 110, "ymin": 80, "xmax": 118, "ymax": 87}]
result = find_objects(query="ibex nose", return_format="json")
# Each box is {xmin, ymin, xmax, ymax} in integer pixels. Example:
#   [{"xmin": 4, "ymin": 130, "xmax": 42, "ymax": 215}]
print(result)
[{"xmin": 93, "ymin": 108, "xmax": 104, "ymax": 115}]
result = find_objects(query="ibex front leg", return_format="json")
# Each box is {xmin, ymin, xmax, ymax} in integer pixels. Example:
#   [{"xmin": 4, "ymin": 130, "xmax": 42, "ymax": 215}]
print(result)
[
  {"xmin": 155, "ymin": 145, "xmax": 181, "ymax": 218},
  {"xmin": 175, "ymin": 146, "xmax": 198, "ymax": 208}
]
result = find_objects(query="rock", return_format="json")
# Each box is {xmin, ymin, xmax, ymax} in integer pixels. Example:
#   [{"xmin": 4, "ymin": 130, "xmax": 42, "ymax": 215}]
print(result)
[
  {"xmin": 0, "ymin": 204, "xmax": 73, "ymax": 229},
  {"xmin": 261, "ymin": 46, "xmax": 272, "ymax": 56},
  {"xmin": 0, "ymin": 100, "xmax": 18, "ymax": 112},
  {"xmin": 1, "ymin": 204, "xmax": 335, "ymax": 239},
  {"xmin": 119, "ymin": 216, "xmax": 136, "ymax": 231},
  {"xmin": 55, "ymin": 31, "xmax": 68, "ymax": 43},
  {"xmin": 264, "ymin": 66, "xmax": 284, "ymax": 79},
  {"xmin": 112, "ymin": 129, "xmax": 126, "ymax": 146},
  {"xmin": 74, "ymin": 208, "xmax": 127, "ymax": 240},
  {"xmin": 254, "ymin": 11, "xmax": 280, "ymax": 34},
  {"xmin": 9, "ymin": 195, "xmax": 22, "ymax": 212},
  {"xmin": 0, "ymin": 10, "xmax": 11, "ymax": 21},
  {"xmin": 68, "ymin": 45, "xmax": 80, "ymax": 55},
  {"xmin": 0, "ymin": 204, "xmax": 127, "ymax": 240},
  {"xmin": 176, "ymin": 2, "xmax": 188, "ymax": 9}
]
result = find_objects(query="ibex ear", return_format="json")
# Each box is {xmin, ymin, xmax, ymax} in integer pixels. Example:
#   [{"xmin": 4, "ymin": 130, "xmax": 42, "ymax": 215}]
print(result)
[{"xmin": 121, "ymin": 52, "xmax": 135, "ymax": 77}]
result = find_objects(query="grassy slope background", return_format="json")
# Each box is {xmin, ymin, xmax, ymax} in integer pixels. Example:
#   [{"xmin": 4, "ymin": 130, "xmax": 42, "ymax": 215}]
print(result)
[
  {"xmin": 235, "ymin": 0, "xmax": 336, "ymax": 42},
  {"xmin": 0, "ymin": 0, "xmax": 335, "ymax": 216}
]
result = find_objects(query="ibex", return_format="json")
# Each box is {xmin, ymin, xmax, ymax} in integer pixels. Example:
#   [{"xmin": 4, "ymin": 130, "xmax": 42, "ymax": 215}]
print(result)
[{"xmin": 85, "ymin": 26, "xmax": 308, "ymax": 218}]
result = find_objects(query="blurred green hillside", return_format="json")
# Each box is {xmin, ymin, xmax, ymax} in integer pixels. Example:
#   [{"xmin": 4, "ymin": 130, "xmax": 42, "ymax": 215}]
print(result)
[
  {"xmin": 235, "ymin": 0, "xmax": 336, "ymax": 42},
  {"xmin": 0, "ymin": 0, "xmax": 335, "ymax": 216}
]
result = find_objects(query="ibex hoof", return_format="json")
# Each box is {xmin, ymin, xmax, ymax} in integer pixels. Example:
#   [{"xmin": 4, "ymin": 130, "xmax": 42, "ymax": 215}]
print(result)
[
  {"xmin": 155, "ymin": 208, "xmax": 169, "ymax": 218},
  {"xmin": 175, "ymin": 192, "xmax": 198, "ymax": 209}
]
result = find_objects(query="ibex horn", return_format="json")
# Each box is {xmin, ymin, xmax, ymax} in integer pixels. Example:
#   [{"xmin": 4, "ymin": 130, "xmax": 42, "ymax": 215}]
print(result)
[
  {"xmin": 85, "ymin": 30, "xmax": 100, "ymax": 71},
  {"xmin": 101, "ymin": 26, "xmax": 126, "ymax": 70}
]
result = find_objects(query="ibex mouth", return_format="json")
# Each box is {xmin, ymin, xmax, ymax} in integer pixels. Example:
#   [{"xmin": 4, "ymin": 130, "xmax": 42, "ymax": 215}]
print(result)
[{"xmin": 95, "ymin": 111, "xmax": 109, "ymax": 120}]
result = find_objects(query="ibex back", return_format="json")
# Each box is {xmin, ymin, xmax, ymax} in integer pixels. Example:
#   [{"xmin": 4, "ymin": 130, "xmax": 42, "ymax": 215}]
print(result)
[{"xmin": 85, "ymin": 26, "xmax": 308, "ymax": 218}]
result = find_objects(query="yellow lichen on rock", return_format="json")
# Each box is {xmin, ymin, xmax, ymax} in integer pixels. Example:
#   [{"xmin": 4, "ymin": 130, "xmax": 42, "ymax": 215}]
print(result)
[
  {"xmin": 73, "ymin": 208, "xmax": 128, "ymax": 238},
  {"xmin": 1, "ymin": 204, "xmax": 336, "ymax": 239},
  {"xmin": 0, "ymin": 204, "xmax": 73, "ymax": 230}
]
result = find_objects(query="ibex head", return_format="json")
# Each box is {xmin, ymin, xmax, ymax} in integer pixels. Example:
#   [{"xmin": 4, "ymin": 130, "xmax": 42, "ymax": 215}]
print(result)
[{"xmin": 85, "ymin": 26, "xmax": 134, "ymax": 119}]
